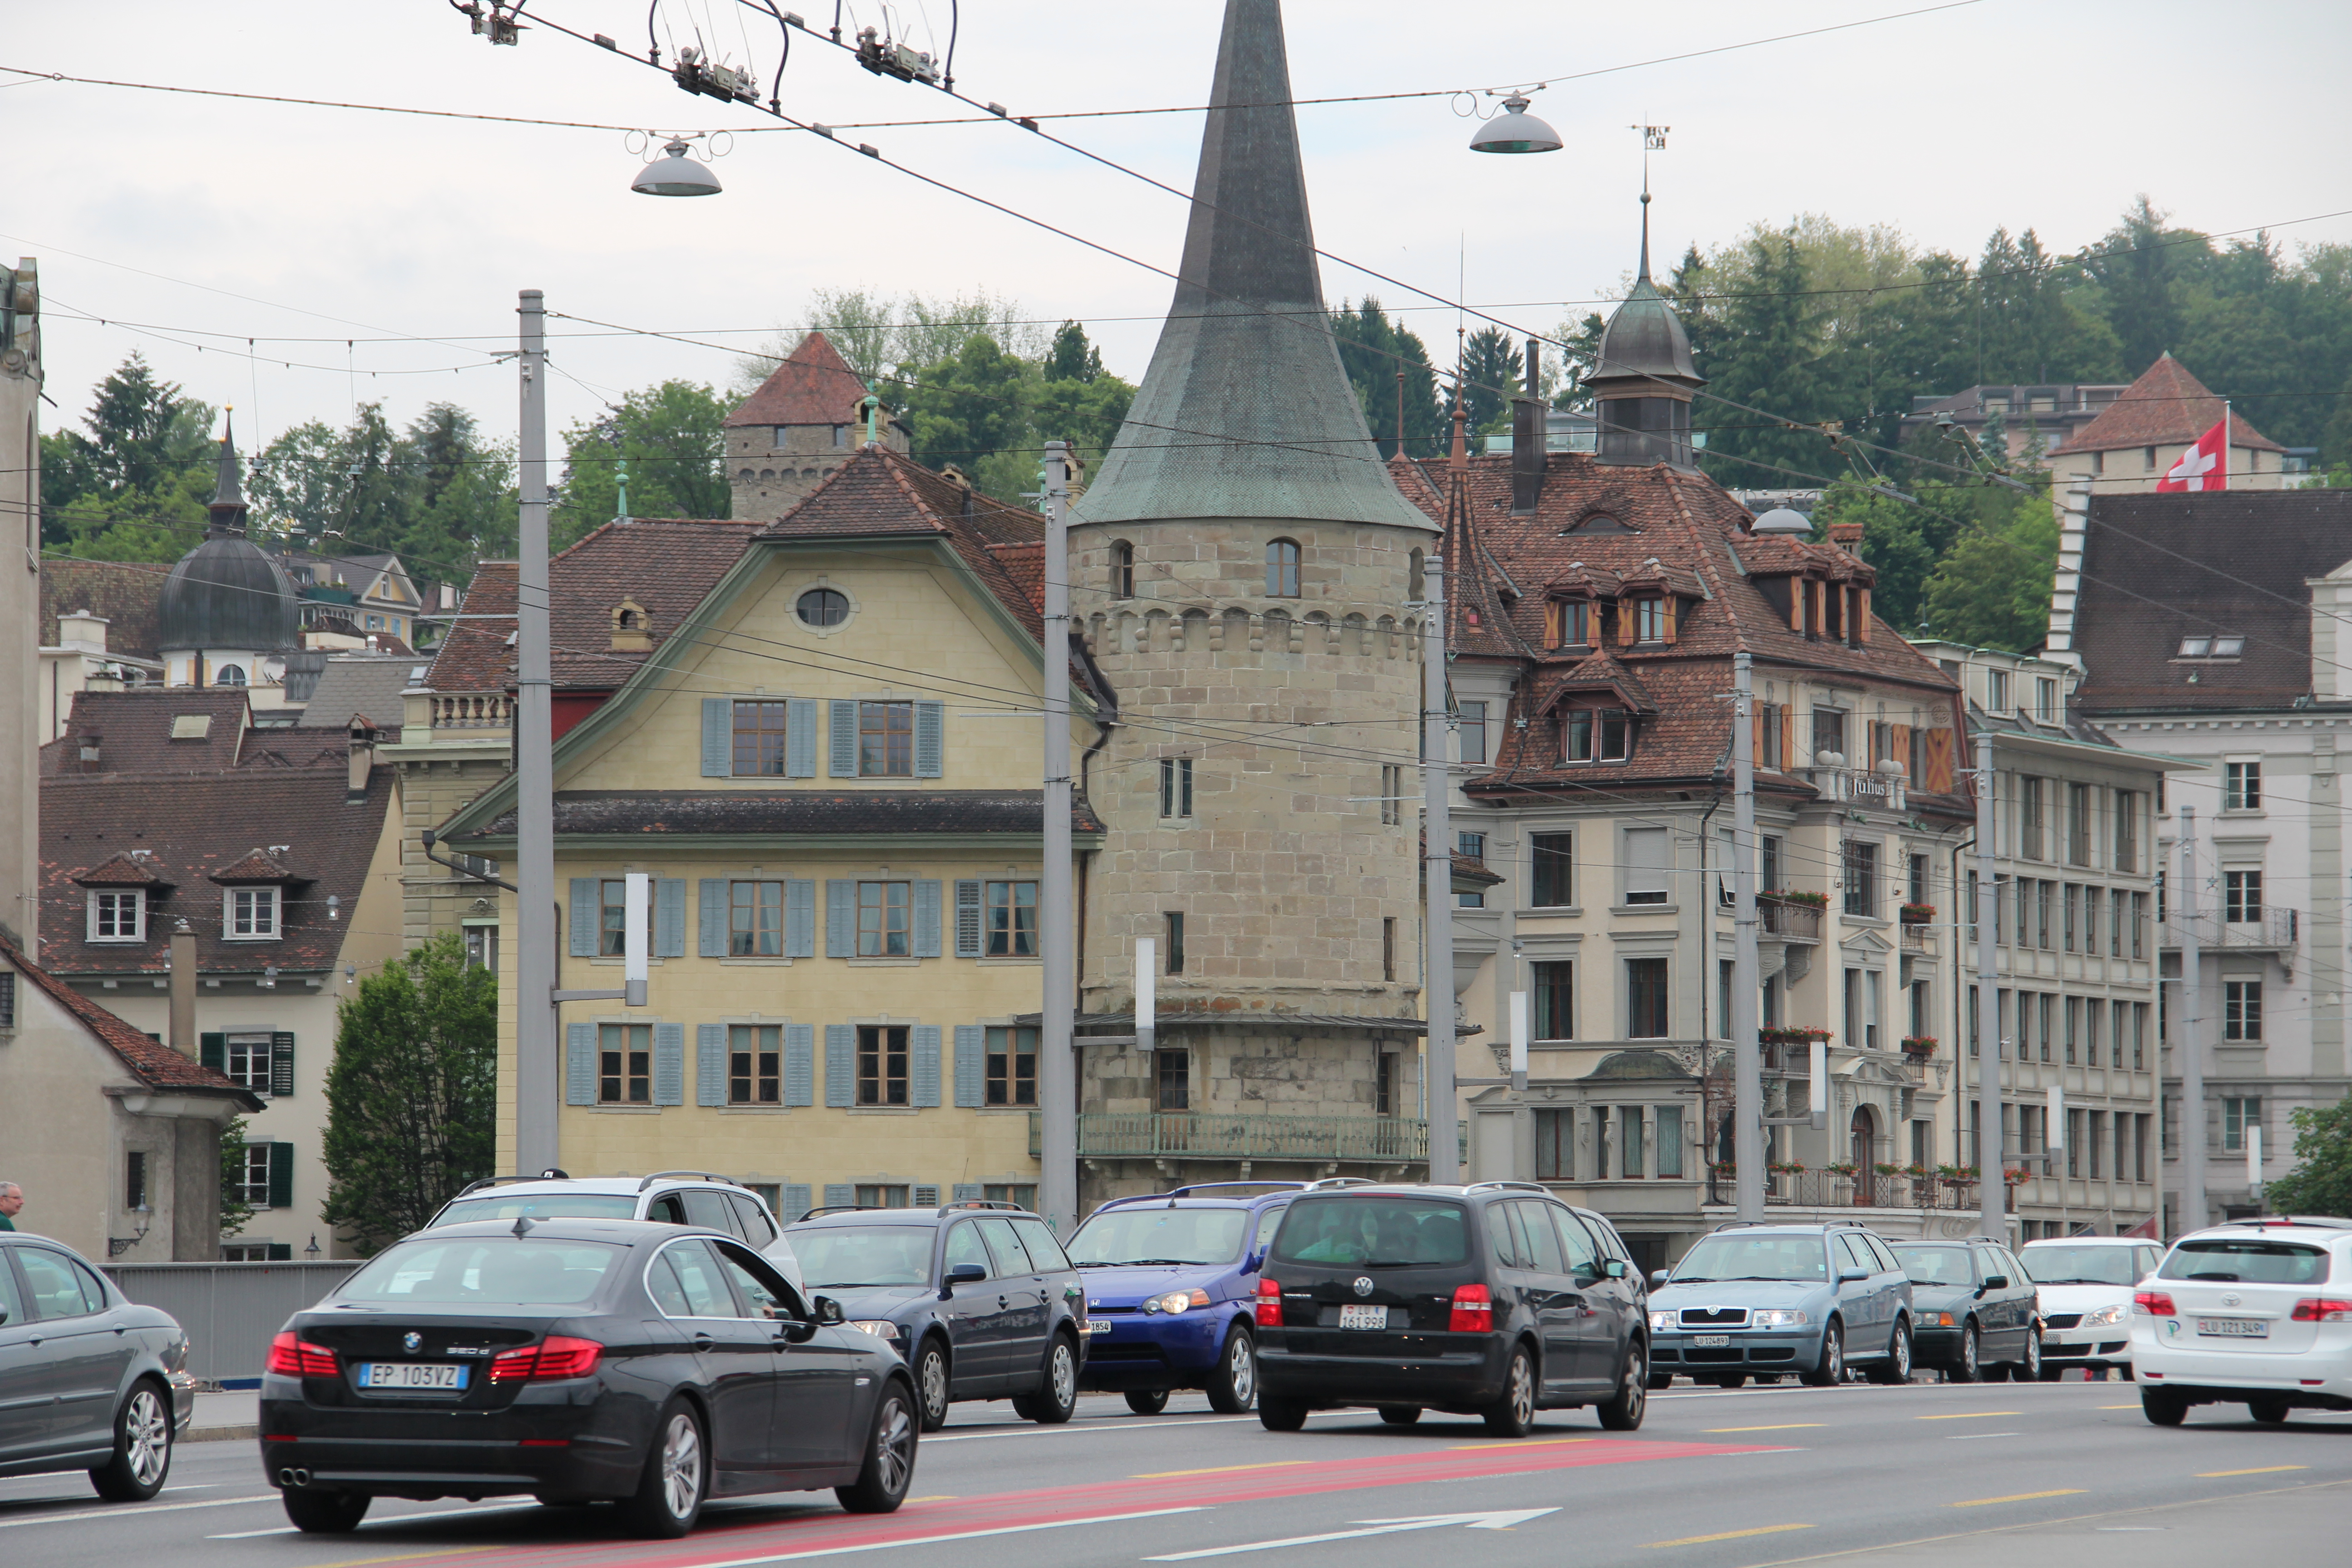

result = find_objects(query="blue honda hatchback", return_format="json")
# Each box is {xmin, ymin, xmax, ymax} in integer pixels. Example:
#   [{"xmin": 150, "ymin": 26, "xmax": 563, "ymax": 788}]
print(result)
[{"xmin": 1066, "ymin": 1182, "xmax": 1307, "ymax": 1413}]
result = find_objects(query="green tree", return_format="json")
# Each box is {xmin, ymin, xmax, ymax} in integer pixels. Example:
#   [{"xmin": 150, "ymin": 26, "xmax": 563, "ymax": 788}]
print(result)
[
  {"xmin": 2263, "ymin": 1095, "xmax": 2352, "ymax": 1217},
  {"xmin": 1458, "ymin": 328, "xmax": 1523, "ymax": 436},
  {"xmin": 319, "ymin": 934, "xmax": 497, "ymax": 1254},
  {"xmin": 905, "ymin": 333, "xmax": 1029, "ymax": 479},
  {"xmin": 218, "ymin": 1113, "xmax": 255, "ymax": 1238},
  {"xmin": 39, "ymin": 352, "xmax": 218, "ymax": 554},
  {"xmin": 1329, "ymin": 298, "xmax": 1442, "ymax": 458},
  {"xmin": 552, "ymin": 380, "xmax": 730, "ymax": 549},
  {"xmin": 1917, "ymin": 477, "xmax": 2059, "ymax": 652},
  {"xmin": 1045, "ymin": 321, "xmax": 1104, "ymax": 383},
  {"xmin": 1695, "ymin": 228, "xmax": 1836, "ymax": 488},
  {"xmin": 1033, "ymin": 369, "xmax": 1134, "ymax": 478}
]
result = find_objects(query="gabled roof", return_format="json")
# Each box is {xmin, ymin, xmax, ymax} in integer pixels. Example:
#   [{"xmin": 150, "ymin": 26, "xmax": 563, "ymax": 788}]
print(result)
[
  {"xmin": 42, "ymin": 767, "xmax": 395, "ymax": 976},
  {"xmin": 423, "ymin": 520, "xmax": 762, "ymax": 695},
  {"xmin": 2050, "ymin": 353, "xmax": 2282, "ymax": 455},
  {"xmin": 74, "ymin": 851, "xmax": 168, "ymax": 888},
  {"xmin": 2072, "ymin": 490, "xmax": 2352, "ymax": 715},
  {"xmin": 725, "ymin": 332, "xmax": 875, "ymax": 428},
  {"xmin": 0, "ymin": 936, "xmax": 264, "ymax": 1108},
  {"xmin": 298, "ymin": 655, "xmax": 424, "ymax": 730},
  {"xmin": 42, "ymin": 689, "xmax": 253, "ymax": 775}
]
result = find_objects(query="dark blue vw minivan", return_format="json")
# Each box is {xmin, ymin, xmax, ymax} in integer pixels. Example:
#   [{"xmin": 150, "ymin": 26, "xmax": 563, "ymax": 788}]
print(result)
[{"xmin": 1066, "ymin": 1181, "xmax": 1309, "ymax": 1413}]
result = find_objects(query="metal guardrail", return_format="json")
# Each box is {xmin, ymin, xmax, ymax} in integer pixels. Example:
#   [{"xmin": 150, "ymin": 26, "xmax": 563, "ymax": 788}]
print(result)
[
  {"xmin": 2165, "ymin": 908, "xmax": 2299, "ymax": 951},
  {"xmin": 1759, "ymin": 1171, "xmax": 1988, "ymax": 1210},
  {"xmin": 103, "ymin": 1260, "xmax": 362, "ymax": 1382},
  {"xmin": 1030, "ymin": 1112, "xmax": 1430, "ymax": 1162},
  {"xmin": 1759, "ymin": 899, "xmax": 1823, "ymax": 941}
]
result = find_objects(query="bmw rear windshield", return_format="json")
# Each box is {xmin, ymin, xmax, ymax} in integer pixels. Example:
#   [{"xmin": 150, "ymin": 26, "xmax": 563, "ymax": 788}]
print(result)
[
  {"xmin": 338, "ymin": 1237, "xmax": 623, "ymax": 1305},
  {"xmin": 1269, "ymin": 1197, "xmax": 1467, "ymax": 1268}
]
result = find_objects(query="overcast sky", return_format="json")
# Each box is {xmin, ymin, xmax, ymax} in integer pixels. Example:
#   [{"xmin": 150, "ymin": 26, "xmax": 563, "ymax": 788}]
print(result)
[{"xmin": 9, "ymin": 0, "xmax": 2349, "ymax": 460}]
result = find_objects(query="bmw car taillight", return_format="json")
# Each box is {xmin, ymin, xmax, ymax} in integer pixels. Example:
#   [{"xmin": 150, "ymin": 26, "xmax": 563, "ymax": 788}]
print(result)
[
  {"xmin": 2133, "ymin": 1289, "xmax": 2177, "ymax": 1317},
  {"xmin": 266, "ymin": 1333, "xmax": 338, "ymax": 1378},
  {"xmin": 1449, "ymin": 1283, "xmax": 1494, "ymax": 1333},
  {"xmin": 2291, "ymin": 1297, "xmax": 2352, "ymax": 1322},
  {"xmin": 490, "ymin": 1336, "xmax": 604, "ymax": 1382},
  {"xmin": 1255, "ymin": 1278, "xmax": 1282, "ymax": 1328}
]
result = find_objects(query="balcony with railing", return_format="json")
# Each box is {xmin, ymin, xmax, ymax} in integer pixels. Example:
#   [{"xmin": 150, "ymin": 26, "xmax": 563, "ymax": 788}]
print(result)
[
  {"xmin": 1707, "ymin": 1169, "xmax": 1995, "ymax": 1210},
  {"xmin": 431, "ymin": 692, "xmax": 515, "ymax": 730},
  {"xmin": 1758, "ymin": 896, "xmax": 1823, "ymax": 942},
  {"xmin": 1029, "ymin": 1112, "xmax": 1429, "ymax": 1164},
  {"xmin": 2164, "ymin": 907, "xmax": 2300, "ymax": 955}
]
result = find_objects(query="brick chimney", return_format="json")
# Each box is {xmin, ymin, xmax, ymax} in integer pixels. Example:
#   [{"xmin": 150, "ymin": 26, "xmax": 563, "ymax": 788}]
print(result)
[{"xmin": 1828, "ymin": 520, "xmax": 1865, "ymax": 555}]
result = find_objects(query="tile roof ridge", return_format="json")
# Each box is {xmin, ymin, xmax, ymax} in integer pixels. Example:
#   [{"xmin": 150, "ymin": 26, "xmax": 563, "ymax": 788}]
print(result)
[
  {"xmin": 0, "ymin": 933, "xmax": 258, "ymax": 1102},
  {"xmin": 1664, "ymin": 468, "xmax": 1755, "ymax": 652}
]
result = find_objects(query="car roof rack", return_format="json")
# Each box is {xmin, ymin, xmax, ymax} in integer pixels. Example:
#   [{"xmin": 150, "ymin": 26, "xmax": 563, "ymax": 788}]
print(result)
[
  {"xmin": 1164, "ymin": 1181, "xmax": 1309, "ymax": 1198},
  {"xmin": 452, "ymin": 1169, "xmax": 573, "ymax": 1199},
  {"xmin": 1710, "ymin": 1220, "xmax": 1772, "ymax": 1231},
  {"xmin": 935, "ymin": 1199, "xmax": 1027, "ymax": 1213},
  {"xmin": 636, "ymin": 1171, "xmax": 747, "ymax": 1193},
  {"xmin": 2213, "ymin": 1215, "xmax": 2352, "ymax": 1230},
  {"xmin": 795, "ymin": 1204, "xmax": 891, "ymax": 1219},
  {"xmin": 1821, "ymin": 1218, "xmax": 1872, "ymax": 1230},
  {"xmin": 1302, "ymin": 1176, "xmax": 1381, "ymax": 1191},
  {"xmin": 1465, "ymin": 1181, "xmax": 1548, "ymax": 1195}
]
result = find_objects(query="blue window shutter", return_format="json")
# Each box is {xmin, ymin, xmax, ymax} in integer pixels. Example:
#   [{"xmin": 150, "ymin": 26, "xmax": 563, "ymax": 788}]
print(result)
[
  {"xmin": 656, "ymin": 879, "xmax": 687, "ymax": 958},
  {"xmin": 826, "ymin": 880, "xmax": 854, "ymax": 957},
  {"xmin": 955, "ymin": 880, "xmax": 983, "ymax": 958},
  {"xmin": 566, "ymin": 1022, "xmax": 596, "ymax": 1104},
  {"xmin": 785, "ymin": 1023, "xmax": 815, "ymax": 1106},
  {"xmin": 825, "ymin": 1024, "xmax": 855, "ymax": 1107},
  {"xmin": 828, "ymin": 700, "xmax": 859, "ymax": 777},
  {"xmin": 785, "ymin": 881, "xmax": 817, "ymax": 958},
  {"xmin": 200, "ymin": 1032, "xmax": 226, "ymax": 1073},
  {"xmin": 913, "ymin": 880, "xmax": 942, "ymax": 958},
  {"xmin": 653, "ymin": 1022, "xmax": 686, "ymax": 1106},
  {"xmin": 954, "ymin": 1024, "xmax": 985, "ymax": 1108},
  {"xmin": 702, "ymin": 697, "xmax": 733, "ymax": 777},
  {"xmin": 915, "ymin": 700, "xmax": 945, "ymax": 778},
  {"xmin": 699, "ymin": 879, "xmax": 728, "ymax": 958},
  {"xmin": 697, "ymin": 1022, "xmax": 727, "ymax": 1106},
  {"xmin": 787, "ymin": 697, "xmax": 819, "ymax": 779},
  {"xmin": 569, "ymin": 878, "xmax": 599, "ymax": 957},
  {"xmin": 951, "ymin": 1183, "xmax": 984, "ymax": 1202},
  {"xmin": 781, "ymin": 1183, "xmax": 813, "ymax": 1222},
  {"xmin": 913, "ymin": 1184, "xmax": 940, "ymax": 1208},
  {"xmin": 267, "ymin": 1143, "xmax": 294, "ymax": 1210},
  {"xmin": 823, "ymin": 1183, "xmax": 855, "ymax": 1210},
  {"xmin": 912, "ymin": 1024, "xmax": 941, "ymax": 1107}
]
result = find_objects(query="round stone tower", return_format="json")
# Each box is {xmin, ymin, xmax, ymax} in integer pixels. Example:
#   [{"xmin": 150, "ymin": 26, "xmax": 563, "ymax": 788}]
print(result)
[{"xmin": 1066, "ymin": 0, "xmax": 1436, "ymax": 1188}]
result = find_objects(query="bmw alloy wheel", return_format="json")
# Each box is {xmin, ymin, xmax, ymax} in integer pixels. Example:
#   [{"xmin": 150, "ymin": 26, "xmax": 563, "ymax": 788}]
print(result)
[
  {"xmin": 659, "ymin": 1412, "xmax": 701, "ymax": 1520},
  {"xmin": 873, "ymin": 1396, "xmax": 914, "ymax": 1493}
]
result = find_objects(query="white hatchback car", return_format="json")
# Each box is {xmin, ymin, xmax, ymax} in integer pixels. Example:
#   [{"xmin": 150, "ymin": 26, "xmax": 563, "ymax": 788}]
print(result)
[
  {"xmin": 2132, "ymin": 1216, "xmax": 2352, "ymax": 1425},
  {"xmin": 2021, "ymin": 1236, "xmax": 2165, "ymax": 1379},
  {"xmin": 420, "ymin": 1171, "xmax": 805, "ymax": 1295}
]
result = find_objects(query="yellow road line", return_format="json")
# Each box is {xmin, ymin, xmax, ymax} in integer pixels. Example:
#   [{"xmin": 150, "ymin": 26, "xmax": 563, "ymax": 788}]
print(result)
[
  {"xmin": 1704, "ymin": 1423, "xmax": 1827, "ymax": 1433},
  {"xmin": 1446, "ymin": 1437, "xmax": 1597, "ymax": 1450},
  {"xmin": 1917, "ymin": 1411, "xmax": 2024, "ymax": 1420},
  {"xmin": 1131, "ymin": 1461, "xmax": 1313, "ymax": 1479},
  {"xmin": 1949, "ymin": 1490, "xmax": 2087, "ymax": 1508},
  {"xmin": 1643, "ymin": 1524, "xmax": 1815, "ymax": 1548},
  {"xmin": 2198, "ymin": 1466, "xmax": 2308, "ymax": 1478}
]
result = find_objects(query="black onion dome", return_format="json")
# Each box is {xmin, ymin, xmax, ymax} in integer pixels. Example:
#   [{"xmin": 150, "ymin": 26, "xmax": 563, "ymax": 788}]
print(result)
[
  {"xmin": 1588, "ymin": 195, "xmax": 1704, "ymax": 394},
  {"xmin": 157, "ymin": 536, "xmax": 300, "ymax": 653}
]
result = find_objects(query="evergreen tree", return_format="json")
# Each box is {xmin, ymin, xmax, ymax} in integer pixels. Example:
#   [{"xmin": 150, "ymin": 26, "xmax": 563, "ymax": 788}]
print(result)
[
  {"xmin": 1045, "ymin": 321, "xmax": 1104, "ymax": 383},
  {"xmin": 1458, "ymin": 328, "xmax": 1523, "ymax": 436},
  {"xmin": 319, "ymin": 935, "xmax": 496, "ymax": 1254},
  {"xmin": 1328, "ymin": 298, "xmax": 1442, "ymax": 458},
  {"xmin": 1916, "ymin": 477, "xmax": 2059, "ymax": 652},
  {"xmin": 1695, "ymin": 229, "xmax": 1834, "ymax": 488},
  {"xmin": 552, "ymin": 381, "xmax": 730, "ymax": 549},
  {"xmin": 905, "ymin": 333, "xmax": 1029, "ymax": 483}
]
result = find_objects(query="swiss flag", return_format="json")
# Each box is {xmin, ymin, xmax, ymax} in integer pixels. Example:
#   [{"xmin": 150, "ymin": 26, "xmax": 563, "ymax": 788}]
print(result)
[{"xmin": 2156, "ymin": 417, "xmax": 2229, "ymax": 492}]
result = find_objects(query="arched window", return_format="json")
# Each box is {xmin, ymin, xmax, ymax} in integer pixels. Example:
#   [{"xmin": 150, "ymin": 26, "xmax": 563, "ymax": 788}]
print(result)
[
  {"xmin": 1408, "ymin": 548, "xmax": 1425, "ymax": 602},
  {"xmin": 215, "ymin": 664, "xmax": 247, "ymax": 687},
  {"xmin": 1112, "ymin": 540, "xmax": 1135, "ymax": 599},
  {"xmin": 1266, "ymin": 538, "xmax": 1301, "ymax": 598}
]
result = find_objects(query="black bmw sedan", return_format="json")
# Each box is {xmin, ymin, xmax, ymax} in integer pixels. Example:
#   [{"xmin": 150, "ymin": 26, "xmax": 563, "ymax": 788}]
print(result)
[{"xmin": 257, "ymin": 1218, "xmax": 916, "ymax": 1538}]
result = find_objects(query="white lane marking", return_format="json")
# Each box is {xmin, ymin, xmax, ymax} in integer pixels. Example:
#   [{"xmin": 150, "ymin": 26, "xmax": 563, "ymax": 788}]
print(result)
[
  {"xmin": 209, "ymin": 1501, "xmax": 542, "ymax": 1538},
  {"xmin": 665, "ymin": 1506, "xmax": 1210, "ymax": 1565},
  {"xmin": 1147, "ymin": 1509, "xmax": 1561, "ymax": 1560},
  {"xmin": 1946, "ymin": 1432, "xmax": 2022, "ymax": 1440},
  {"xmin": 0, "ymin": 1494, "xmax": 279, "ymax": 1529},
  {"xmin": 926, "ymin": 1411, "xmax": 1354, "ymax": 1444}
]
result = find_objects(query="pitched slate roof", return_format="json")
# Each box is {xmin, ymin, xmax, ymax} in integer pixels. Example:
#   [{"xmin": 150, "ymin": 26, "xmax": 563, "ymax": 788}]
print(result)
[
  {"xmin": 41, "ymin": 559, "xmax": 167, "ymax": 660},
  {"xmin": 725, "ymin": 332, "xmax": 874, "ymax": 428},
  {"xmin": 299, "ymin": 655, "xmax": 424, "ymax": 730},
  {"xmin": 459, "ymin": 790, "xmax": 1105, "ymax": 840},
  {"xmin": 424, "ymin": 520, "xmax": 762, "ymax": 695},
  {"xmin": 42, "ymin": 767, "xmax": 395, "ymax": 977},
  {"xmin": 2049, "ymin": 353, "xmax": 2282, "ymax": 456},
  {"xmin": 0, "ymin": 937, "xmax": 264, "ymax": 1108},
  {"xmin": 1393, "ymin": 450, "xmax": 1969, "ymax": 809},
  {"xmin": 2072, "ymin": 490, "xmax": 2352, "ymax": 715}
]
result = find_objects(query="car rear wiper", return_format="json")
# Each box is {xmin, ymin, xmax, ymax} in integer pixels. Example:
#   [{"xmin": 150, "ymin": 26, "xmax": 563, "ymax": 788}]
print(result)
[{"xmin": 1114, "ymin": 1258, "xmax": 1200, "ymax": 1267}]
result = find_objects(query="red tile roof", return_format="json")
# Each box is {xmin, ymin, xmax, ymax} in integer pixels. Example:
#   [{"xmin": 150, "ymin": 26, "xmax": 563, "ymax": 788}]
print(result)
[
  {"xmin": 208, "ymin": 848, "xmax": 298, "ymax": 884},
  {"xmin": 41, "ymin": 689, "xmax": 350, "ymax": 778},
  {"xmin": 2050, "ymin": 354, "xmax": 2282, "ymax": 456},
  {"xmin": 0, "ymin": 936, "xmax": 263, "ymax": 1107},
  {"xmin": 73, "ymin": 851, "xmax": 166, "ymax": 887},
  {"xmin": 724, "ymin": 332, "xmax": 874, "ymax": 429}
]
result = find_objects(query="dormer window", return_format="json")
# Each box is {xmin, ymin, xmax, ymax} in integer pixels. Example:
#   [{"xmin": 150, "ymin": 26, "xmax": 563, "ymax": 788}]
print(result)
[
  {"xmin": 1633, "ymin": 597, "xmax": 1669, "ymax": 643},
  {"xmin": 1565, "ymin": 708, "xmax": 1630, "ymax": 764},
  {"xmin": 2177, "ymin": 636, "xmax": 2241, "ymax": 659},
  {"xmin": 88, "ymin": 890, "xmax": 145, "ymax": 942},
  {"xmin": 226, "ymin": 887, "xmax": 281, "ymax": 940},
  {"xmin": 610, "ymin": 598, "xmax": 653, "ymax": 652},
  {"xmin": 1545, "ymin": 600, "xmax": 1592, "ymax": 649}
]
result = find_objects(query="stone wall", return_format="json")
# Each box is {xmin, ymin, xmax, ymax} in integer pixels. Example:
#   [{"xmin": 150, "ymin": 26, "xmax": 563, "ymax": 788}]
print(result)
[{"xmin": 727, "ymin": 421, "xmax": 908, "ymax": 524}]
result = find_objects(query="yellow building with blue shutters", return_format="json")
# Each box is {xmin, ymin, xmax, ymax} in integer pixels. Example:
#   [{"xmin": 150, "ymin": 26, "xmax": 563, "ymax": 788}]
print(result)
[{"xmin": 438, "ymin": 449, "xmax": 1105, "ymax": 1219}]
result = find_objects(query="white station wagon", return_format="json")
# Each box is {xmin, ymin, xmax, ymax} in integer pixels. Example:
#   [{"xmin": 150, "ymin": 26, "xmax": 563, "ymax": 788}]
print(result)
[{"xmin": 2132, "ymin": 1215, "xmax": 2352, "ymax": 1425}]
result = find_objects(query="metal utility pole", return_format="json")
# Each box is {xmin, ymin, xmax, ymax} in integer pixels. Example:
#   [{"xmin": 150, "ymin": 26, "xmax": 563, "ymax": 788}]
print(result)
[
  {"xmin": 1423, "ymin": 557, "xmax": 1459, "ymax": 1183},
  {"xmin": 514, "ymin": 289, "xmax": 558, "ymax": 1177},
  {"xmin": 1039, "ymin": 440, "xmax": 1077, "ymax": 1235},
  {"xmin": 1975, "ymin": 724, "xmax": 2004, "ymax": 1240},
  {"xmin": 1731, "ymin": 653, "xmax": 1764, "ymax": 1221},
  {"xmin": 2179, "ymin": 805, "xmax": 2206, "ymax": 1235}
]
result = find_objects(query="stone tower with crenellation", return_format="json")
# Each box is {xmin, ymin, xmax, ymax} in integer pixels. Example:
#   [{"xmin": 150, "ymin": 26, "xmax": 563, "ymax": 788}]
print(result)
[
  {"xmin": 1067, "ymin": 0, "xmax": 1438, "ymax": 1205},
  {"xmin": 722, "ymin": 332, "xmax": 909, "ymax": 523}
]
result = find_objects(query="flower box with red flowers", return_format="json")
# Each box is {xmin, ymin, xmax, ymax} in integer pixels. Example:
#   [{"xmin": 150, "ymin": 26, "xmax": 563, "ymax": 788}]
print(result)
[
  {"xmin": 1899, "ymin": 903, "xmax": 1936, "ymax": 924},
  {"xmin": 1900, "ymin": 1035, "xmax": 1938, "ymax": 1057}
]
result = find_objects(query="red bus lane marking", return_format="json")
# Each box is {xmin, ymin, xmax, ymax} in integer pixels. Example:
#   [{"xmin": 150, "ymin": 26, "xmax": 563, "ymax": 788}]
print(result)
[{"xmin": 430, "ymin": 1436, "xmax": 1780, "ymax": 1568}]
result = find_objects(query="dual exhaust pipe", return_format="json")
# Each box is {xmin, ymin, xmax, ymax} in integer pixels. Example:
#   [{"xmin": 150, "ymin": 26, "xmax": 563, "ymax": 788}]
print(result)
[{"xmin": 278, "ymin": 1467, "xmax": 312, "ymax": 1489}]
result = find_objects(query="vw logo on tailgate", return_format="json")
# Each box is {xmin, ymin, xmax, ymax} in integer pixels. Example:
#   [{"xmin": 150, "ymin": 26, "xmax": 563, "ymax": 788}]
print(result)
[
  {"xmin": 1353, "ymin": 1277, "xmax": 1375, "ymax": 1298},
  {"xmin": 402, "ymin": 1332, "xmax": 423, "ymax": 1354}
]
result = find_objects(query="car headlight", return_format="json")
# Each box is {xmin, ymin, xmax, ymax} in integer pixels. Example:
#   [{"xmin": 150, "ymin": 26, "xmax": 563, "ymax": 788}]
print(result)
[
  {"xmin": 2081, "ymin": 1304, "xmax": 2127, "ymax": 1328},
  {"xmin": 1143, "ymin": 1289, "xmax": 1211, "ymax": 1315},
  {"xmin": 1649, "ymin": 1310, "xmax": 1676, "ymax": 1331},
  {"xmin": 1927, "ymin": 1312, "xmax": 1956, "ymax": 1328},
  {"xmin": 847, "ymin": 1320, "xmax": 902, "ymax": 1340},
  {"xmin": 1750, "ymin": 1309, "xmax": 1809, "ymax": 1328}
]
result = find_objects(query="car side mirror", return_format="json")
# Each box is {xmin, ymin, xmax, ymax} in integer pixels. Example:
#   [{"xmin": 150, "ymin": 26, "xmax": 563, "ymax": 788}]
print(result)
[
  {"xmin": 943, "ymin": 1262, "xmax": 987, "ymax": 1296},
  {"xmin": 1603, "ymin": 1259, "xmax": 1628, "ymax": 1280},
  {"xmin": 1650, "ymin": 1269, "xmax": 1671, "ymax": 1290},
  {"xmin": 1242, "ymin": 1250, "xmax": 1264, "ymax": 1275},
  {"xmin": 1981, "ymin": 1275, "xmax": 2007, "ymax": 1291},
  {"xmin": 1838, "ymin": 1269, "xmax": 1870, "ymax": 1284},
  {"xmin": 811, "ymin": 1294, "xmax": 846, "ymax": 1325}
]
